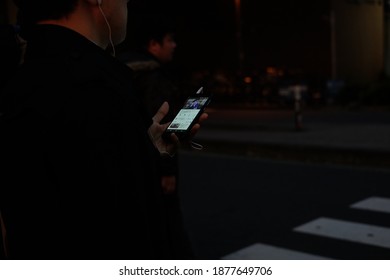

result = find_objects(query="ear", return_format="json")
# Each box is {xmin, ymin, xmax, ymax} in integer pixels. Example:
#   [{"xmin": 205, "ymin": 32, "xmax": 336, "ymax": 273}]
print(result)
[{"xmin": 148, "ymin": 39, "xmax": 161, "ymax": 49}]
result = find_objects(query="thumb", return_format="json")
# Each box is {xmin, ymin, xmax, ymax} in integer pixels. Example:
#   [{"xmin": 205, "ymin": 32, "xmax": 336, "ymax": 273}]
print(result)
[{"xmin": 153, "ymin": 101, "xmax": 169, "ymax": 123}]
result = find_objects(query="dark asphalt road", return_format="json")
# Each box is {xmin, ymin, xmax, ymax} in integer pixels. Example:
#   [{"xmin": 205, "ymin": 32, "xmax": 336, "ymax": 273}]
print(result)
[
  {"xmin": 178, "ymin": 151, "xmax": 390, "ymax": 260},
  {"xmin": 176, "ymin": 107, "xmax": 390, "ymax": 259}
]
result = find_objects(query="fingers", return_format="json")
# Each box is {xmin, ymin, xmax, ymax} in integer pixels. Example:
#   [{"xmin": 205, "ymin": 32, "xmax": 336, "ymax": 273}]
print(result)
[
  {"xmin": 198, "ymin": 112, "xmax": 208, "ymax": 124},
  {"xmin": 153, "ymin": 101, "xmax": 169, "ymax": 123},
  {"xmin": 186, "ymin": 108, "xmax": 208, "ymax": 151},
  {"xmin": 189, "ymin": 123, "xmax": 201, "ymax": 138},
  {"xmin": 189, "ymin": 113, "xmax": 208, "ymax": 136},
  {"xmin": 169, "ymin": 132, "xmax": 179, "ymax": 145},
  {"xmin": 160, "ymin": 121, "xmax": 170, "ymax": 131}
]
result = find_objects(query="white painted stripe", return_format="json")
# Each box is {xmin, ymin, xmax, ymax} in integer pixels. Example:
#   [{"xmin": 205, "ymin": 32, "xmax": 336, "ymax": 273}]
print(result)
[
  {"xmin": 294, "ymin": 217, "xmax": 390, "ymax": 249},
  {"xmin": 222, "ymin": 243, "xmax": 330, "ymax": 260},
  {"xmin": 350, "ymin": 197, "xmax": 390, "ymax": 214}
]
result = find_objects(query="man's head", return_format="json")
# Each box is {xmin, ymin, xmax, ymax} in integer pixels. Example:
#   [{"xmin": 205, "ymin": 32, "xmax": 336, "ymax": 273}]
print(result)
[
  {"xmin": 128, "ymin": 13, "xmax": 177, "ymax": 64},
  {"xmin": 13, "ymin": 0, "xmax": 129, "ymax": 47},
  {"xmin": 147, "ymin": 32, "xmax": 176, "ymax": 64}
]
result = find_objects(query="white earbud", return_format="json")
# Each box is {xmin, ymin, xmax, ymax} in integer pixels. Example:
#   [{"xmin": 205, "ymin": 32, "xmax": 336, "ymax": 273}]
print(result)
[{"xmin": 96, "ymin": 0, "xmax": 116, "ymax": 57}]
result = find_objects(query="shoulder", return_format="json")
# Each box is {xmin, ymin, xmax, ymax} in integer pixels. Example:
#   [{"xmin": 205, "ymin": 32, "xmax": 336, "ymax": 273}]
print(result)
[
  {"xmin": 126, "ymin": 60, "xmax": 160, "ymax": 72},
  {"xmin": 118, "ymin": 51, "xmax": 161, "ymax": 72},
  {"xmin": 1, "ymin": 51, "xmax": 136, "ymax": 119}
]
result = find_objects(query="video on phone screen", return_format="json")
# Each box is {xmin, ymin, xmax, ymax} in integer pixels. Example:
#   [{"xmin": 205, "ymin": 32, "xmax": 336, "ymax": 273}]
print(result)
[{"xmin": 167, "ymin": 97, "xmax": 209, "ymax": 131}]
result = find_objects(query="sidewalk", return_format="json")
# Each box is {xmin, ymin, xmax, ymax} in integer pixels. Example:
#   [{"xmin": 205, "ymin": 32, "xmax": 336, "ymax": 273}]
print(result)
[{"xmin": 192, "ymin": 105, "xmax": 390, "ymax": 169}]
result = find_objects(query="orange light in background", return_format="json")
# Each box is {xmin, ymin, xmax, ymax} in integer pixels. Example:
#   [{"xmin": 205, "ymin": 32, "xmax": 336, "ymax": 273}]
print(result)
[
  {"xmin": 266, "ymin": 67, "xmax": 278, "ymax": 77},
  {"xmin": 244, "ymin": 76, "xmax": 252, "ymax": 84},
  {"xmin": 265, "ymin": 67, "xmax": 284, "ymax": 77},
  {"xmin": 234, "ymin": 0, "xmax": 241, "ymax": 14}
]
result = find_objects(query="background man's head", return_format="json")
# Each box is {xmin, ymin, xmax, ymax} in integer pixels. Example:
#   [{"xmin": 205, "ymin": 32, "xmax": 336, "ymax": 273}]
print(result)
[{"xmin": 125, "ymin": 13, "xmax": 177, "ymax": 63}]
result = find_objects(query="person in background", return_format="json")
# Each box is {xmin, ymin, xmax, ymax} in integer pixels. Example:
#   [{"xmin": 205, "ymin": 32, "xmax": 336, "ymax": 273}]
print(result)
[
  {"xmin": 0, "ymin": 0, "xmax": 207, "ymax": 260},
  {"xmin": 118, "ymin": 13, "xmax": 183, "ymax": 195},
  {"xmin": 117, "ymin": 12, "xmax": 194, "ymax": 259}
]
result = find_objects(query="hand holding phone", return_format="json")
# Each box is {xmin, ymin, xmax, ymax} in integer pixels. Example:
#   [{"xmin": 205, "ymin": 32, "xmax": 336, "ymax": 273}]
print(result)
[{"xmin": 163, "ymin": 87, "xmax": 211, "ymax": 141}]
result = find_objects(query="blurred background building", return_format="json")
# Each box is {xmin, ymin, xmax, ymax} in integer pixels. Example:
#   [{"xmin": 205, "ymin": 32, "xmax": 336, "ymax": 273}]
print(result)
[
  {"xmin": 332, "ymin": 0, "xmax": 384, "ymax": 85},
  {"xmin": 1, "ymin": 0, "xmax": 389, "ymax": 107}
]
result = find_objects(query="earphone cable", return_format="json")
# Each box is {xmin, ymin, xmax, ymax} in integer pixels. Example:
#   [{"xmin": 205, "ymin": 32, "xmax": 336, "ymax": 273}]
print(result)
[{"xmin": 98, "ymin": 5, "xmax": 116, "ymax": 57}]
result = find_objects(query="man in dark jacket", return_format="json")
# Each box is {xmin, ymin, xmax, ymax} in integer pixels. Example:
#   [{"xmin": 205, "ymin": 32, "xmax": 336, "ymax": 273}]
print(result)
[
  {"xmin": 0, "ymin": 0, "xmax": 207, "ymax": 260},
  {"xmin": 118, "ymin": 14, "xmax": 184, "ymax": 194},
  {"xmin": 117, "ymin": 13, "xmax": 194, "ymax": 258}
]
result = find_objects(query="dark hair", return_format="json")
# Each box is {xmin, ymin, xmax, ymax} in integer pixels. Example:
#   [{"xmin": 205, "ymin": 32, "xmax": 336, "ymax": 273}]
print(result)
[
  {"xmin": 125, "ymin": 13, "xmax": 176, "ymax": 51},
  {"xmin": 13, "ymin": 0, "xmax": 78, "ymax": 26}
]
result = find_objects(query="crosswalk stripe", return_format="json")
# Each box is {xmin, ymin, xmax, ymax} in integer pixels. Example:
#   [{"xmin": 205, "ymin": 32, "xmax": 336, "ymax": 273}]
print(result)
[
  {"xmin": 293, "ymin": 217, "xmax": 390, "ymax": 249},
  {"xmin": 350, "ymin": 197, "xmax": 390, "ymax": 214},
  {"xmin": 222, "ymin": 243, "xmax": 330, "ymax": 260}
]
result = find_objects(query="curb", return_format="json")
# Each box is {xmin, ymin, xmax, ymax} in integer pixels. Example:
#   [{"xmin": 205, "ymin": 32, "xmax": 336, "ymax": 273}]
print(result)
[{"xmin": 194, "ymin": 139, "xmax": 390, "ymax": 170}]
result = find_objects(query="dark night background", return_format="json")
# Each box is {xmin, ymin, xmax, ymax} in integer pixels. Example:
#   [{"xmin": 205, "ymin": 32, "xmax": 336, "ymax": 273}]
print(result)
[
  {"xmin": 123, "ymin": 0, "xmax": 332, "ymax": 79},
  {"xmin": 1, "ymin": 0, "xmax": 390, "ymax": 261}
]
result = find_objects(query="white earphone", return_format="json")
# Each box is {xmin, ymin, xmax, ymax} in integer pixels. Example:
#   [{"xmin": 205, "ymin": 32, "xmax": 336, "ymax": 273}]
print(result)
[{"xmin": 96, "ymin": 0, "xmax": 116, "ymax": 57}]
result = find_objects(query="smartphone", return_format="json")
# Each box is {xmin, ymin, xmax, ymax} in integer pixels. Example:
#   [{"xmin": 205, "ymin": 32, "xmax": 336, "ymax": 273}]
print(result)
[{"xmin": 163, "ymin": 87, "xmax": 211, "ymax": 140}]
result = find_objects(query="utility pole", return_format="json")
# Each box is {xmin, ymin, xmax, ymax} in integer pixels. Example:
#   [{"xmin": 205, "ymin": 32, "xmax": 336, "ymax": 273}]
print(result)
[
  {"xmin": 5, "ymin": 0, "xmax": 18, "ymax": 24},
  {"xmin": 385, "ymin": 0, "xmax": 390, "ymax": 77},
  {"xmin": 234, "ymin": 0, "xmax": 244, "ymax": 77},
  {"xmin": 330, "ymin": 9, "xmax": 337, "ymax": 80}
]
